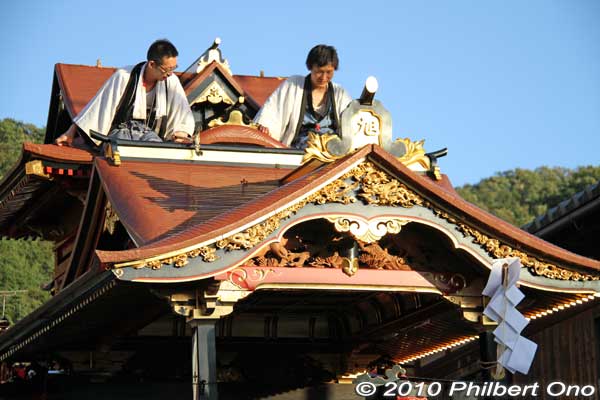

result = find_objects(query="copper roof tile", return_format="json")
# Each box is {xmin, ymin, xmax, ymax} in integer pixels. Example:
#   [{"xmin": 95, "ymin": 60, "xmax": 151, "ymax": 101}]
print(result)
[
  {"xmin": 234, "ymin": 75, "xmax": 285, "ymax": 107},
  {"xmin": 55, "ymin": 64, "xmax": 116, "ymax": 118},
  {"xmin": 95, "ymin": 158, "xmax": 292, "ymax": 245},
  {"xmin": 200, "ymin": 125, "xmax": 287, "ymax": 148},
  {"xmin": 23, "ymin": 142, "xmax": 95, "ymax": 163}
]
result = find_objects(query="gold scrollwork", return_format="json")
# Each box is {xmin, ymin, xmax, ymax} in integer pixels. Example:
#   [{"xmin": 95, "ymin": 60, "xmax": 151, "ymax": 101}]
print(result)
[
  {"xmin": 452, "ymin": 223, "xmax": 600, "ymax": 281},
  {"xmin": 302, "ymin": 133, "xmax": 345, "ymax": 164},
  {"xmin": 25, "ymin": 160, "xmax": 51, "ymax": 179},
  {"xmin": 194, "ymin": 81, "xmax": 234, "ymax": 105},
  {"xmin": 103, "ymin": 202, "xmax": 119, "ymax": 235},
  {"xmin": 207, "ymin": 110, "xmax": 254, "ymax": 128},
  {"xmin": 345, "ymin": 163, "xmax": 425, "ymax": 207},
  {"xmin": 124, "ymin": 246, "xmax": 218, "ymax": 270},
  {"xmin": 396, "ymin": 138, "xmax": 430, "ymax": 170},
  {"xmin": 327, "ymin": 216, "xmax": 410, "ymax": 243}
]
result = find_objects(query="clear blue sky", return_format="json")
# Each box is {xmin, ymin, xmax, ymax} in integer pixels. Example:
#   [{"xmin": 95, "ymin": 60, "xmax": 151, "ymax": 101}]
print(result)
[{"xmin": 1, "ymin": 0, "xmax": 599, "ymax": 186}]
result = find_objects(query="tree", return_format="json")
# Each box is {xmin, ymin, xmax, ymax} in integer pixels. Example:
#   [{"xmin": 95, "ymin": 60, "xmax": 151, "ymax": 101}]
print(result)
[
  {"xmin": 0, "ymin": 118, "xmax": 45, "ymax": 181},
  {"xmin": 0, "ymin": 118, "xmax": 53, "ymax": 323},
  {"xmin": 456, "ymin": 166, "xmax": 600, "ymax": 226}
]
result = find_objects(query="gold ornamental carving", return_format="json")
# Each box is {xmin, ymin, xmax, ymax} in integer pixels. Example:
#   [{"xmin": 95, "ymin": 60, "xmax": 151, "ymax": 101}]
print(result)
[
  {"xmin": 208, "ymin": 110, "xmax": 252, "ymax": 128},
  {"xmin": 396, "ymin": 138, "xmax": 431, "ymax": 170},
  {"xmin": 327, "ymin": 216, "xmax": 410, "ymax": 243},
  {"xmin": 302, "ymin": 133, "xmax": 345, "ymax": 164},
  {"xmin": 346, "ymin": 163, "xmax": 425, "ymax": 207},
  {"xmin": 103, "ymin": 202, "xmax": 119, "ymax": 235},
  {"xmin": 129, "ymin": 246, "xmax": 217, "ymax": 270},
  {"xmin": 194, "ymin": 81, "xmax": 234, "ymax": 105},
  {"xmin": 208, "ymin": 96, "xmax": 255, "ymax": 128},
  {"xmin": 25, "ymin": 160, "xmax": 51, "ymax": 180},
  {"xmin": 454, "ymin": 223, "xmax": 600, "ymax": 282}
]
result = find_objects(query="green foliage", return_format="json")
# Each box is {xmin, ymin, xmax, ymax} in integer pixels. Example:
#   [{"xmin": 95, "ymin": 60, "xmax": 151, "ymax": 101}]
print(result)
[
  {"xmin": 0, "ymin": 240, "xmax": 53, "ymax": 323},
  {"xmin": 0, "ymin": 118, "xmax": 53, "ymax": 324},
  {"xmin": 456, "ymin": 166, "xmax": 600, "ymax": 226},
  {"xmin": 0, "ymin": 118, "xmax": 45, "ymax": 181}
]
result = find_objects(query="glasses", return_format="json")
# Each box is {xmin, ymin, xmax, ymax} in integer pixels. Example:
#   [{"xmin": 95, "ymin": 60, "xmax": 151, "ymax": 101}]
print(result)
[{"xmin": 153, "ymin": 62, "xmax": 178, "ymax": 75}]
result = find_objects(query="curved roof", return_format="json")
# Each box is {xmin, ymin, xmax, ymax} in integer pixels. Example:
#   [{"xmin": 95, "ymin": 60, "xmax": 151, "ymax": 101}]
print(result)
[
  {"xmin": 523, "ymin": 180, "xmax": 600, "ymax": 234},
  {"xmin": 21, "ymin": 142, "xmax": 95, "ymax": 163},
  {"xmin": 200, "ymin": 125, "xmax": 287, "ymax": 148},
  {"xmin": 95, "ymin": 158, "xmax": 293, "ymax": 246},
  {"xmin": 95, "ymin": 145, "xmax": 600, "ymax": 277}
]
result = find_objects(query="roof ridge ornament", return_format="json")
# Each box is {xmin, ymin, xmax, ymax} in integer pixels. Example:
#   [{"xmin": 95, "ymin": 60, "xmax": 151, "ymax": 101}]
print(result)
[
  {"xmin": 184, "ymin": 37, "xmax": 232, "ymax": 75},
  {"xmin": 302, "ymin": 76, "xmax": 447, "ymax": 180}
]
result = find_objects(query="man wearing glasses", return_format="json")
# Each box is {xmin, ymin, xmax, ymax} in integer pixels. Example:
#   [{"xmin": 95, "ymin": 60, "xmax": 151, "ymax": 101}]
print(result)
[{"xmin": 55, "ymin": 39, "xmax": 194, "ymax": 146}]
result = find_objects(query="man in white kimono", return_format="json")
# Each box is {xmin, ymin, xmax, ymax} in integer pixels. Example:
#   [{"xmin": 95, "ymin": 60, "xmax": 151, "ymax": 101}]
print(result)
[
  {"xmin": 254, "ymin": 45, "xmax": 352, "ymax": 148},
  {"xmin": 55, "ymin": 39, "xmax": 194, "ymax": 146}
]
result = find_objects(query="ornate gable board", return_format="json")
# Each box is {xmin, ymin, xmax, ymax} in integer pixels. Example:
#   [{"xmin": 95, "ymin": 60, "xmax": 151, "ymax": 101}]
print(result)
[
  {"xmin": 187, "ymin": 68, "xmax": 240, "ymax": 107},
  {"xmin": 107, "ymin": 159, "xmax": 600, "ymax": 292}
]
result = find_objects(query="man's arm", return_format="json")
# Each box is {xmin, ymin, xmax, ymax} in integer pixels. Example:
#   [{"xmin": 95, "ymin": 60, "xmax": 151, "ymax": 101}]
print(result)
[
  {"xmin": 55, "ymin": 124, "xmax": 78, "ymax": 146},
  {"xmin": 164, "ymin": 76, "xmax": 195, "ymax": 143}
]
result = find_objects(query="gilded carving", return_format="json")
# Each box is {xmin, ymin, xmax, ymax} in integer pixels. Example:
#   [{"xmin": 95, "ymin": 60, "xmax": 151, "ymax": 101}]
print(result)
[
  {"xmin": 302, "ymin": 133, "xmax": 345, "ymax": 164},
  {"xmin": 103, "ymin": 202, "xmax": 119, "ymax": 235},
  {"xmin": 188, "ymin": 246, "xmax": 217, "ymax": 262},
  {"xmin": 453, "ymin": 223, "xmax": 600, "ymax": 281},
  {"xmin": 127, "ymin": 246, "xmax": 217, "ymax": 270},
  {"xmin": 104, "ymin": 143, "xmax": 121, "ymax": 166},
  {"xmin": 308, "ymin": 178, "xmax": 358, "ymax": 205},
  {"xmin": 25, "ymin": 160, "xmax": 51, "ymax": 179},
  {"xmin": 327, "ymin": 216, "xmax": 410, "ymax": 243},
  {"xmin": 346, "ymin": 163, "xmax": 425, "ymax": 207},
  {"xmin": 395, "ymin": 138, "xmax": 431, "ymax": 170},
  {"xmin": 207, "ymin": 110, "xmax": 252, "ymax": 128},
  {"xmin": 194, "ymin": 81, "xmax": 234, "ymax": 105}
]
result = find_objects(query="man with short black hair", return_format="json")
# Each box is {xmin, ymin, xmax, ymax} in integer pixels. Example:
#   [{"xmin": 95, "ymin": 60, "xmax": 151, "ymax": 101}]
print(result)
[
  {"xmin": 55, "ymin": 39, "xmax": 194, "ymax": 146},
  {"xmin": 254, "ymin": 44, "xmax": 351, "ymax": 148}
]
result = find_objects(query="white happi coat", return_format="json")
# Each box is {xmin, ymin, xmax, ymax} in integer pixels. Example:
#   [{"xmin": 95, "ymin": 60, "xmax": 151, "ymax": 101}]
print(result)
[
  {"xmin": 74, "ymin": 63, "xmax": 195, "ymax": 145},
  {"xmin": 253, "ymin": 75, "xmax": 352, "ymax": 146}
]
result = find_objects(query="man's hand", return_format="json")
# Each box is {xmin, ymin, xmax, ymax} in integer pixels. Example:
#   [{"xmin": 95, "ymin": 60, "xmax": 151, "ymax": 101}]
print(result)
[
  {"xmin": 55, "ymin": 125, "xmax": 77, "ymax": 146},
  {"xmin": 257, "ymin": 124, "xmax": 270, "ymax": 135},
  {"xmin": 171, "ymin": 131, "xmax": 193, "ymax": 144}
]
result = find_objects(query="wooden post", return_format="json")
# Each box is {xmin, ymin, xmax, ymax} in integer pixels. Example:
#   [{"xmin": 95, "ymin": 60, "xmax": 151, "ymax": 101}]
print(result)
[{"xmin": 190, "ymin": 319, "xmax": 218, "ymax": 400}]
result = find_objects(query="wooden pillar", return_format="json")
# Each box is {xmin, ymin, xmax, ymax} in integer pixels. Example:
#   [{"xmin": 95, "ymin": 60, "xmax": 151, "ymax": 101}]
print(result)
[
  {"xmin": 479, "ymin": 331, "xmax": 496, "ymax": 380},
  {"xmin": 190, "ymin": 319, "xmax": 218, "ymax": 400}
]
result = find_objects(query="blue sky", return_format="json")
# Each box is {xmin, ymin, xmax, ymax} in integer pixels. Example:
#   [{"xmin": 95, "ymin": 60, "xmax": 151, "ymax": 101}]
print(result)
[{"xmin": 1, "ymin": 0, "xmax": 598, "ymax": 186}]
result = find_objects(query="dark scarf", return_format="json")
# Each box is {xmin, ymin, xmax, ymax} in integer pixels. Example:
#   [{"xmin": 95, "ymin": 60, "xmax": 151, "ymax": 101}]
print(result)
[
  {"xmin": 293, "ymin": 75, "xmax": 341, "ymax": 139},
  {"xmin": 110, "ymin": 62, "xmax": 168, "ymax": 138}
]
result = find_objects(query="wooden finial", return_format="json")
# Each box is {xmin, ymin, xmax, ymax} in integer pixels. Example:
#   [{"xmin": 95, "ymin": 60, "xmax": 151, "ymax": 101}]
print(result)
[
  {"xmin": 359, "ymin": 76, "xmax": 378, "ymax": 105},
  {"xmin": 210, "ymin": 37, "xmax": 221, "ymax": 50}
]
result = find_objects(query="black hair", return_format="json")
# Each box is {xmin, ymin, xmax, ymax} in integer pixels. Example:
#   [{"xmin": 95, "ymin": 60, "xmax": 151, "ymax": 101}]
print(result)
[
  {"xmin": 147, "ymin": 39, "xmax": 179, "ymax": 62},
  {"xmin": 305, "ymin": 44, "xmax": 339, "ymax": 70}
]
